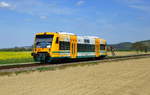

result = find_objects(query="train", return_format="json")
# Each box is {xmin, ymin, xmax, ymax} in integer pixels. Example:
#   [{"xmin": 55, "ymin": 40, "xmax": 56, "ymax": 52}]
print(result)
[{"xmin": 31, "ymin": 32, "xmax": 107, "ymax": 63}]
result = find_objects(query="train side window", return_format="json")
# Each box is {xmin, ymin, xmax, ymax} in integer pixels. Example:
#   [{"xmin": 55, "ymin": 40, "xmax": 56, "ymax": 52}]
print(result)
[
  {"xmin": 56, "ymin": 37, "xmax": 59, "ymax": 44},
  {"xmin": 77, "ymin": 44, "xmax": 95, "ymax": 52},
  {"xmin": 100, "ymin": 44, "xmax": 106, "ymax": 50},
  {"xmin": 59, "ymin": 41, "xmax": 70, "ymax": 50},
  {"xmin": 84, "ymin": 39, "xmax": 90, "ymax": 43}
]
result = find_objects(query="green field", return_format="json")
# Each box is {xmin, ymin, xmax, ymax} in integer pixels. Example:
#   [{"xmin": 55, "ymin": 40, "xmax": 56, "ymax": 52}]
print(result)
[
  {"xmin": 0, "ymin": 51, "xmax": 33, "ymax": 64},
  {"xmin": 0, "ymin": 51, "xmax": 149, "ymax": 64}
]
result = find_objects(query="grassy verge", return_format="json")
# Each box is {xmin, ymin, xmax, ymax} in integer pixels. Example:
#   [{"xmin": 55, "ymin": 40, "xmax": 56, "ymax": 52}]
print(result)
[
  {"xmin": 0, "ymin": 56, "xmax": 150, "ymax": 76},
  {"xmin": 0, "ymin": 61, "xmax": 99, "ymax": 76}
]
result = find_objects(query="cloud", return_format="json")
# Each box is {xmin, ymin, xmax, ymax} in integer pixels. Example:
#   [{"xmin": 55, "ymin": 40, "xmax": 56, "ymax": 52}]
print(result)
[
  {"xmin": 40, "ymin": 16, "xmax": 48, "ymax": 20},
  {"xmin": 129, "ymin": 5, "xmax": 150, "ymax": 12},
  {"xmin": 116, "ymin": 0, "xmax": 150, "ymax": 13},
  {"xmin": 76, "ymin": 0, "xmax": 85, "ymax": 6},
  {"xmin": 2, "ymin": 0, "xmax": 76, "ymax": 16},
  {"xmin": 123, "ymin": 0, "xmax": 143, "ymax": 4},
  {"xmin": 0, "ymin": 1, "xmax": 11, "ymax": 8}
]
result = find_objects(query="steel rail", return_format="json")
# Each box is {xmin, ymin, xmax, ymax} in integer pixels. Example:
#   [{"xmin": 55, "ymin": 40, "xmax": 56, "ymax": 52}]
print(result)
[{"xmin": 0, "ymin": 54, "xmax": 150, "ymax": 72}]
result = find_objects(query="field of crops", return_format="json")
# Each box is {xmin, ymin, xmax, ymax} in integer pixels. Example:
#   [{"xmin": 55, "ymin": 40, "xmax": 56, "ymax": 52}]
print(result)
[
  {"xmin": 107, "ymin": 51, "xmax": 149, "ymax": 56},
  {"xmin": 0, "ymin": 51, "xmax": 33, "ymax": 64},
  {"xmin": 0, "ymin": 51, "xmax": 149, "ymax": 64}
]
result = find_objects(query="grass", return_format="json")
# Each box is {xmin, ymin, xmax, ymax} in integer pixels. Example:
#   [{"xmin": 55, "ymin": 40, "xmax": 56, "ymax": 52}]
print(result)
[
  {"xmin": 0, "ymin": 61, "xmax": 99, "ymax": 76},
  {"xmin": 37, "ymin": 62, "xmax": 98, "ymax": 72},
  {"xmin": 0, "ymin": 51, "xmax": 149, "ymax": 64},
  {"xmin": 0, "ymin": 54, "xmax": 150, "ymax": 76},
  {"xmin": 0, "ymin": 51, "xmax": 33, "ymax": 64},
  {"xmin": 107, "ymin": 51, "xmax": 149, "ymax": 56}
]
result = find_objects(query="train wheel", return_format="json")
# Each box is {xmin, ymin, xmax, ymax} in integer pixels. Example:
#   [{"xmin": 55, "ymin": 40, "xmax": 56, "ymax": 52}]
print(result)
[
  {"xmin": 100, "ymin": 56, "xmax": 106, "ymax": 59},
  {"xmin": 40, "ymin": 57, "xmax": 49, "ymax": 64}
]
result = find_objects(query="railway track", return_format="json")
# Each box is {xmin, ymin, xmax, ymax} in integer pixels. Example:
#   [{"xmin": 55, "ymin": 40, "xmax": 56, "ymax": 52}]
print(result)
[{"xmin": 0, "ymin": 54, "xmax": 150, "ymax": 72}]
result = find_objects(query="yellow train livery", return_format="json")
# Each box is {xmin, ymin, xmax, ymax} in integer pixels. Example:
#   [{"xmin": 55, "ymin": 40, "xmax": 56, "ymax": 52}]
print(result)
[{"xmin": 31, "ymin": 32, "xmax": 107, "ymax": 63}]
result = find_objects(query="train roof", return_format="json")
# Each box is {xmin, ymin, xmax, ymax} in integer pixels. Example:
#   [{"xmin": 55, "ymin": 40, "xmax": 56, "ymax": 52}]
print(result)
[{"xmin": 35, "ymin": 32, "xmax": 106, "ymax": 41}]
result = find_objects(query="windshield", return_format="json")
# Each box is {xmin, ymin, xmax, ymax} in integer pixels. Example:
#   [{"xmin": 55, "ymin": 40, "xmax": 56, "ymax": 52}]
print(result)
[{"xmin": 35, "ymin": 35, "xmax": 53, "ymax": 48}]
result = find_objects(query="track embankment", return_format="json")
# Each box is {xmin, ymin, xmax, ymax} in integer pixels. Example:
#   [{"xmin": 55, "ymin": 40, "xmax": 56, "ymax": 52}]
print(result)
[
  {"xmin": 0, "ymin": 57, "xmax": 150, "ymax": 95},
  {"xmin": 0, "ymin": 54, "xmax": 150, "ymax": 72}
]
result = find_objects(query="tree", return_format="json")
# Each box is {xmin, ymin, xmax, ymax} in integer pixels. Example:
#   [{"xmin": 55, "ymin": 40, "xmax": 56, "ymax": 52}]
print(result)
[
  {"xmin": 132, "ymin": 42, "xmax": 149, "ymax": 53},
  {"xmin": 142, "ymin": 45, "xmax": 148, "ymax": 53},
  {"xmin": 132, "ymin": 42, "xmax": 143, "ymax": 53}
]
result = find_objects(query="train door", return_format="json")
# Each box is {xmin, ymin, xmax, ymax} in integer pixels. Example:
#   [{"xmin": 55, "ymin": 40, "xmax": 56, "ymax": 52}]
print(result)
[
  {"xmin": 95, "ymin": 38, "xmax": 100, "ymax": 57},
  {"xmin": 70, "ymin": 35, "xmax": 77, "ymax": 58}
]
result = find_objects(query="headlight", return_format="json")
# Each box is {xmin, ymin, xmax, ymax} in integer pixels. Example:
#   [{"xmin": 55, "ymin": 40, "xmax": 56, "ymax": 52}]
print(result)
[{"xmin": 47, "ymin": 45, "xmax": 51, "ymax": 48}]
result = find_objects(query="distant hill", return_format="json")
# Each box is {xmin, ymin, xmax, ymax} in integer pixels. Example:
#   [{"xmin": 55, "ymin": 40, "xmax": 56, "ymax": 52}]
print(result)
[
  {"xmin": 110, "ymin": 40, "xmax": 150, "ymax": 51},
  {"xmin": 0, "ymin": 40, "xmax": 150, "ymax": 51},
  {"xmin": 0, "ymin": 46, "xmax": 32, "ymax": 51},
  {"xmin": 109, "ymin": 42, "xmax": 133, "ymax": 50}
]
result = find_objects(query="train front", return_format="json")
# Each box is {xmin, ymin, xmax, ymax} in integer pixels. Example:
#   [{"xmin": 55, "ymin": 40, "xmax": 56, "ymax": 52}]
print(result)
[{"xmin": 31, "ymin": 32, "xmax": 55, "ymax": 63}]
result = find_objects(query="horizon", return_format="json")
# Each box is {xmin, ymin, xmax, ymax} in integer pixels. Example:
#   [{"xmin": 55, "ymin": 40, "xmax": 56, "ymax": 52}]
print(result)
[
  {"xmin": 0, "ymin": 0, "xmax": 150, "ymax": 48},
  {"xmin": 1, "ymin": 37, "xmax": 149, "ymax": 49}
]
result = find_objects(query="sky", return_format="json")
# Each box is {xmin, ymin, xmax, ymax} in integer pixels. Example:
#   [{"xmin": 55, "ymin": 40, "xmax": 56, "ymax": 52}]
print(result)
[{"xmin": 0, "ymin": 0, "xmax": 150, "ymax": 48}]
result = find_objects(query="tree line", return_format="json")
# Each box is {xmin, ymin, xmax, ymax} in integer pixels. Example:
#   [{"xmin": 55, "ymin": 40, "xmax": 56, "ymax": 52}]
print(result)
[
  {"xmin": 0, "ymin": 42, "xmax": 149, "ymax": 52},
  {"xmin": 132, "ymin": 42, "xmax": 149, "ymax": 53},
  {"xmin": 0, "ymin": 47, "xmax": 32, "ymax": 51}
]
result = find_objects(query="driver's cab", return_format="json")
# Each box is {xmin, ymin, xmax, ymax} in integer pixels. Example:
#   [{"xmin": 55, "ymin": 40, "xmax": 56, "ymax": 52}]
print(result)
[
  {"xmin": 32, "ymin": 32, "xmax": 60, "ymax": 62},
  {"xmin": 36, "ymin": 35, "xmax": 53, "ymax": 48},
  {"xmin": 33, "ymin": 32, "xmax": 59, "ymax": 54}
]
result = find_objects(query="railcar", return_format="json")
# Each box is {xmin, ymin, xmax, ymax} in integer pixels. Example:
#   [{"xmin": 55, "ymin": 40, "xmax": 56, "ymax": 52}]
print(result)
[{"xmin": 31, "ymin": 32, "xmax": 107, "ymax": 63}]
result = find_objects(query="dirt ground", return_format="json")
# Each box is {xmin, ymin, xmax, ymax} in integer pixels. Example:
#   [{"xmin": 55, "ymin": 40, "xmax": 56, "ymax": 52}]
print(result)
[{"xmin": 0, "ymin": 58, "xmax": 150, "ymax": 95}]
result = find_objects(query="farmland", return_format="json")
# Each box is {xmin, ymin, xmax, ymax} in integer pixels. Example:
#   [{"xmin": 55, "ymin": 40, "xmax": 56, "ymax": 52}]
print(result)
[
  {"xmin": 0, "ymin": 51, "xmax": 33, "ymax": 64},
  {"xmin": 0, "ymin": 51, "xmax": 149, "ymax": 64},
  {"xmin": 0, "ymin": 57, "xmax": 150, "ymax": 95},
  {"xmin": 107, "ymin": 51, "xmax": 149, "ymax": 56}
]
